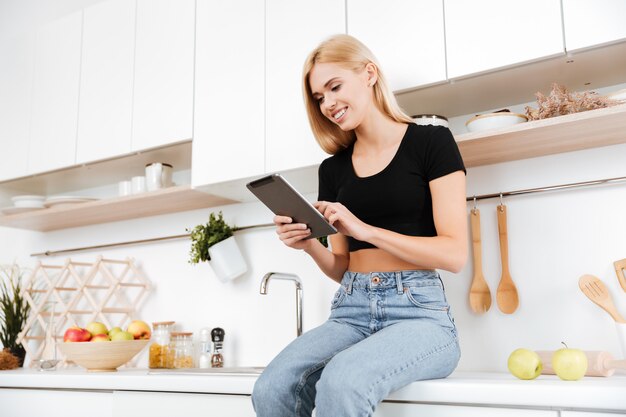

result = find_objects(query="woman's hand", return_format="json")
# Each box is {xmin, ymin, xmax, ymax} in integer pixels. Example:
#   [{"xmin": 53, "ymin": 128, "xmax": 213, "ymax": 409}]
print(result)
[
  {"xmin": 314, "ymin": 201, "xmax": 373, "ymax": 242},
  {"xmin": 274, "ymin": 215, "xmax": 314, "ymax": 250}
]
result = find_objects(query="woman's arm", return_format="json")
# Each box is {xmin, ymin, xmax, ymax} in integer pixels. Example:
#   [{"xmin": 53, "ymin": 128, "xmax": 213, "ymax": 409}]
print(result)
[
  {"xmin": 315, "ymin": 171, "xmax": 468, "ymax": 273},
  {"xmin": 304, "ymin": 234, "xmax": 350, "ymax": 283},
  {"xmin": 273, "ymin": 215, "xmax": 349, "ymax": 283}
]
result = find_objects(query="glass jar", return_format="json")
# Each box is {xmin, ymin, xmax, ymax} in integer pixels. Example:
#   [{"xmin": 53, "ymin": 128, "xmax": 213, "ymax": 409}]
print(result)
[
  {"xmin": 169, "ymin": 332, "xmax": 194, "ymax": 369},
  {"xmin": 149, "ymin": 321, "xmax": 175, "ymax": 369}
]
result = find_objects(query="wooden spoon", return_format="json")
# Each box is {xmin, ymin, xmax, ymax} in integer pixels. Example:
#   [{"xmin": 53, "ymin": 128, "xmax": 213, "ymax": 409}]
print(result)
[
  {"xmin": 496, "ymin": 204, "xmax": 519, "ymax": 314},
  {"xmin": 579, "ymin": 274, "xmax": 626, "ymax": 323},
  {"xmin": 469, "ymin": 208, "xmax": 491, "ymax": 313},
  {"xmin": 613, "ymin": 258, "xmax": 626, "ymax": 292}
]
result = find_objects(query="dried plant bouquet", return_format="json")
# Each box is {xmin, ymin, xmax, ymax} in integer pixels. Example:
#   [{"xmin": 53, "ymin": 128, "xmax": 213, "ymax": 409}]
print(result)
[{"xmin": 525, "ymin": 83, "xmax": 621, "ymax": 121}]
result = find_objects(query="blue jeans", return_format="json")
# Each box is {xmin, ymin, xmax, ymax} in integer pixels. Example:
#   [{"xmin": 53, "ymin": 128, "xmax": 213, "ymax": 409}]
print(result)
[{"xmin": 252, "ymin": 270, "xmax": 460, "ymax": 417}]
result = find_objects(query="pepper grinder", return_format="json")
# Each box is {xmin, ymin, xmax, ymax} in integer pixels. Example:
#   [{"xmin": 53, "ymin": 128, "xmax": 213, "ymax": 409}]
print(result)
[{"xmin": 211, "ymin": 327, "xmax": 225, "ymax": 368}]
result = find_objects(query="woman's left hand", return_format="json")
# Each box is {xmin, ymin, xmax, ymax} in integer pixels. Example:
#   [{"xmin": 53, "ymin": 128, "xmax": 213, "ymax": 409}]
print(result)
[{"xmin": 314, "ymin": 201, "xmax": 373, "ymax": 242}]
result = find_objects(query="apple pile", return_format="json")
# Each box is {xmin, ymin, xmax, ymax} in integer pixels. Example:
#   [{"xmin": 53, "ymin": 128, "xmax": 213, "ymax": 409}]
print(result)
[
  {"xmin": 507, "ymin": 343, "xmax": 588, "ymax": 381},
  {"xmin": 63, "ymin": 320, "xmax": 151, "ymax": 343}
]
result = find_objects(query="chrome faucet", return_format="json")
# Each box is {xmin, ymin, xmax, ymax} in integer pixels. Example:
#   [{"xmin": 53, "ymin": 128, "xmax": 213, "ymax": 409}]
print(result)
[{"xmin": 260, "ymin": 272, "xmax": 303, "ymax": 337}]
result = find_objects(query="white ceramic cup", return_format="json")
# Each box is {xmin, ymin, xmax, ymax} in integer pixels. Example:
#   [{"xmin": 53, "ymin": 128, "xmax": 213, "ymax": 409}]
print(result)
[
  {"xmin": 118, "ymin": 180, "xmax": 132, "ymax": 197},
  {"xmin": 145, "ymin": 163, "xmax": 173, "ymax": 191},
  {"xmin": 131, "ymin": 176, "xmax": 146, "ymax": 194}
]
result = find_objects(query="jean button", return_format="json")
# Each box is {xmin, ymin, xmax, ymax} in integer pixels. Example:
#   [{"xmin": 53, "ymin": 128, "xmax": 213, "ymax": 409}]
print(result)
[{"xmin": 372, "ymin": 276, "xmax": 381, "ymax": 284}]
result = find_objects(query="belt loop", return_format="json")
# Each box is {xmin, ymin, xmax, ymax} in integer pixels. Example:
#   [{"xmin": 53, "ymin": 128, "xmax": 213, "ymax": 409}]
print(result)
[
  {"xmin": 396, "ymin": 271, "xmax": 403, "ymax": 294},
  {"xmin": 347, "ymin": 272, "xmax": 356, "ymax": 294}
]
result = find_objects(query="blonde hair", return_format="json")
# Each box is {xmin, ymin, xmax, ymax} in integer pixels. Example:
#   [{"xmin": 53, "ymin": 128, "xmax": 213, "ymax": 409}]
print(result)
[{"xmin": 302, "ymin": 34, "xmax": 413, "ymax": 155}]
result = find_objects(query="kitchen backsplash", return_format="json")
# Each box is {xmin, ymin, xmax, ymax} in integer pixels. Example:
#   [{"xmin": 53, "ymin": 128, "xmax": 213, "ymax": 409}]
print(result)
[{"xmin": 2, "ymin": 138, "xmax": 626, "ymax": 372}]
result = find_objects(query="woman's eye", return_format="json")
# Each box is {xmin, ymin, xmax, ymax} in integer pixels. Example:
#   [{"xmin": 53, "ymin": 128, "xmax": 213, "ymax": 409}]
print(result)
[
  {"xmin": 317, "ymin": 96, "xmax": 325, "ymax": 104},
  {"xmin": 331, "ymin": 84, "xmax": 341, "ymax": 92}
]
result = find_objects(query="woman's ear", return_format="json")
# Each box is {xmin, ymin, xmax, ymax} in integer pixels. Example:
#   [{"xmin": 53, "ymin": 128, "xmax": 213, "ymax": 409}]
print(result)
[{"xmin": 365, "ymin": 62, "xmax": 378, "ymax": 87}]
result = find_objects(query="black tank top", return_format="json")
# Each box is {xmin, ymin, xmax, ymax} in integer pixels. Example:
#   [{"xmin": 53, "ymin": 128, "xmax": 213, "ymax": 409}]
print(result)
[{"xmin": 317, "ymin": 123, "xmax": 466, "ymax": 252}]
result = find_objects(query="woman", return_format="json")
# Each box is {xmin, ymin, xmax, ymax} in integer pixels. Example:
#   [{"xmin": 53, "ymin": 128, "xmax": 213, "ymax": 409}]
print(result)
[{"xmin": 252, "ymin": 34, "xmax": 467, "ymax": 417}]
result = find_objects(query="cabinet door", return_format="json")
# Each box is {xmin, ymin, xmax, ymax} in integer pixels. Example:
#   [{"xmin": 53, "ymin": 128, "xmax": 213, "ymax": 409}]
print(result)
[
  {"xmin": 132, "ymin": 0, "xmax": 195, "ymax": 151},
  {"xmin": 0, "ymin": 34, "xmax": 34, "ymax": 181},
  {"xmin": 347, "ymin": 0, "xmax": 446, "ymax": 92},
  {"xmin": 28, "ymin": 11, "xmax": 82, "ymax": 174},
  {"xmin": 76, "ymin": 0, "xmax": 136, "ymax": 164},
  {"xmin": 192, "ymin": 0, "xmax": 264, "ymax": 186},
  {"xmin": 112, "ymin": 391, "xmax": 255, "ymax": 417},
  {"xmin": 562, "ymin": 0, "xmax": 626, "ymax": 51},
  {"xmin": 265, "ymin": 0, "xmax": 345, "ymax": 173},
  {"xmin": 444, "ymin": 0, "xmax": 564, "ymax": 79},
  {"xmin": 0, "ymin": 388, "xmax": 112, "ymax": 417},
  {"xmin": 375, "ymin": 402, "xmax": 558, "ymax": 417}
]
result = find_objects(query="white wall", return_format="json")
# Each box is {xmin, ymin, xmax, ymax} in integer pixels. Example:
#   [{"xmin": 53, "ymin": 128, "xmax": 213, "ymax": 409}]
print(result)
[{"xmin": 2, "ymin": 139, "xmax": 626, "ymax": 372}]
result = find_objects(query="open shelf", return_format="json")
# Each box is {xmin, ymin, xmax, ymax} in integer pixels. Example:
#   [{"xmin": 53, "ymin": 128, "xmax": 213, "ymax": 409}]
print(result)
[
  {"xmin": 457, "ymin": 104, "xmax": 626, "ymax": 167},
  {"xmin": 0, "ymin": 185, "xmax": 236, "ymax": 232}
]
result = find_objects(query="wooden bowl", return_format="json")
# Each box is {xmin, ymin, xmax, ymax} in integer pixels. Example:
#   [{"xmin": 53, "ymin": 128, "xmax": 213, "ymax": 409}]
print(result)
[{"xmin": 58, "ymin": 340, "xmax": 149, "ymax": 372}]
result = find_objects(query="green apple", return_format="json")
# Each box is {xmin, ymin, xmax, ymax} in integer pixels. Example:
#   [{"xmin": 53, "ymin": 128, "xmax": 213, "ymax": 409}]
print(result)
[
  {"xmin": 507, "ymin": 348, "xmax": 542, "ymax": 380},
  {"xmin": 86, "ymin": 322, "xmax": 108, "ymax": 337},
  {"xmin": 552, "ymin": 343, "xmax": 587, "ymax": 381},
  {"xmin": 110, "ymin": 330, "xmax": 134, "ymax": 341},
  {"xmin": 108, "ymin": 327, "xmax": 123, "ymax": 337}
]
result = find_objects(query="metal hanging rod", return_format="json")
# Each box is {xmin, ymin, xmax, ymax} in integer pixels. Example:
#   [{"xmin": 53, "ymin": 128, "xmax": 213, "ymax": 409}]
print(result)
[{"xmin": 31, "ymin": 173, "xmax": 626, "ymax": 257}]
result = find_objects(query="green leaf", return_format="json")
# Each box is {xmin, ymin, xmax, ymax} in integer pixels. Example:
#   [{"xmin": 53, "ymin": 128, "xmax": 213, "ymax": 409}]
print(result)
[{"xmin": 187, "ymin": 211, "xmax": 235, "ymax": 263}]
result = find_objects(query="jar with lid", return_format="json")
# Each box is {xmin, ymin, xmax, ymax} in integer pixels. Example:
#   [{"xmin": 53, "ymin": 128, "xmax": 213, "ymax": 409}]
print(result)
[
  {"xmin": 168, "ymin": 332, "xmax": 194, "ymax": 369},
  {"xmin": 149, "ymin": 321, "xmax": 175, "ymax": 369}
]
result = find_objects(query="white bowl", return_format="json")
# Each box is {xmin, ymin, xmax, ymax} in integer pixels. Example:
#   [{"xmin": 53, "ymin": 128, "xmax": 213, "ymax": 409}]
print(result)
[
  {"xmin": 466, "ymin": 112, "xmax": 528, "ymax": 133},
  {"xmin": 11, "ymin": 195, "xmax": 46, "ymax": 208}
]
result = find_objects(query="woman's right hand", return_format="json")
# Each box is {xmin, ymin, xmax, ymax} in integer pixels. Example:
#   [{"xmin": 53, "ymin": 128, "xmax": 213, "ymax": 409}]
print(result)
[{"xmin": 274, "ymin": 215, "xmax": 313, "ymax": 250}]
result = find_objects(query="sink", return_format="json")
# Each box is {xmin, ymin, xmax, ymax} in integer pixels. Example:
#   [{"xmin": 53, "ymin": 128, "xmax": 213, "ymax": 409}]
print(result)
[{"xmin": 148, "ymin": 366, "xmax": 265, "ymax": 376}]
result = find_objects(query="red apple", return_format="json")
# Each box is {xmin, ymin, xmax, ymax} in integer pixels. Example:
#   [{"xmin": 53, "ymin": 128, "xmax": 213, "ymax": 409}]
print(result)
[
  {"xmin": 63, "ymin": 326, "xmax": 92, "ymax": 342},
  {"xmin": 127, "ymin": 320, "xmax": 151, "ymax": 340},
  {"xmin": 91, "ymin": 333, "xmax": 111, "ymax": 342}
]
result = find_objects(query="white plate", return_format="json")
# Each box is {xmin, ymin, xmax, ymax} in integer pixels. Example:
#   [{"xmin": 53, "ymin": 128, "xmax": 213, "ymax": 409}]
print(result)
[
  {"xmin": 43, "ymin": 196, "xmax": 99, "ymax": 208},
  {"xmin": 11, "ymin": 195, "xmax": 46, "ymax": 208},
  {"xmin": 1, "ymin": 206, "xmax": 45, "ymax": 215}
]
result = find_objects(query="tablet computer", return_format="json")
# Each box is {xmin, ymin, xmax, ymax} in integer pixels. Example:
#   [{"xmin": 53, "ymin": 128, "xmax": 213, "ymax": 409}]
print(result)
[{"xmin": 246, "ymin": 173, "xmax": 337, "ymax": 239}]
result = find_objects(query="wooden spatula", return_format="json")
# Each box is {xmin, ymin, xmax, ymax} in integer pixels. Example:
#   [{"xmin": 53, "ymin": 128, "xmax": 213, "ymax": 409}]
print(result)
[
  {"xmin": 578, "ymin": 274, "xmax": 626, "ymax": 323},
  {"xmin": 496, "ymin": 203, "xmax": 519, "ymax": 314},
  {"xmin": 613, "ymin": 259, "xmax": 626, "ymax": 292},
  {"xmin": 469, "ymin": 208, "xmax": 491, "ymax": 313}
]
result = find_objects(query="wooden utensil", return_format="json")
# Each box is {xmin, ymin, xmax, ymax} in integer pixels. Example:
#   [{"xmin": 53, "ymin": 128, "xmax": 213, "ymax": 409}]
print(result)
[
  {"xmin": 578, "ymin": 274, "xmax": 626, "ymax": 323},
  {"xmin": 496, "ymin": 203, "xmax": 519, "ymax": 314},
  {"xmin": 469, "ymin": 208, "xmax": 491, "ymax": 313},
  {"xmin": 536, "ymin": 350, "xmax": 626, "ymax": 377},
  {"xmin": 613, "ymin": 258, "xmax": 626, "ymax": 292}
]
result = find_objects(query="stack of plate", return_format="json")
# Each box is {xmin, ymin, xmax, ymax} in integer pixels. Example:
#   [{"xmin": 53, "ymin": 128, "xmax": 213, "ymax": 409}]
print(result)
[{"xmin": 1, "ymin": 195, "xmax": 99, "ymax": 215}]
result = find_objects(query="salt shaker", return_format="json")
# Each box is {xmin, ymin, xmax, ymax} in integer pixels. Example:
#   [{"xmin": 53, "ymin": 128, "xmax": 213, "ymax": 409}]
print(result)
[
  {"xmin": 211, "ymin": 327, "xmax": 225, "ymax": 368},
  {"xmin": 198, "ymin": 328, "xmax": 212, "ymax": 369}
]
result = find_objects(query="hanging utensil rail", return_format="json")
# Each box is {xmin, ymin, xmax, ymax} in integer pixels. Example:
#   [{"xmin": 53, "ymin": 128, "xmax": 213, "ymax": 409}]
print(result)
[{"xmin": 30, "ymin": 173, "xmax": 626, "ymax": 257}]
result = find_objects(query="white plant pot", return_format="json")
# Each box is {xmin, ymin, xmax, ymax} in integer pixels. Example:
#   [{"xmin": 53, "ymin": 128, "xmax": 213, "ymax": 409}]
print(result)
[{"xmin": 207, "ymin": 236, "xmax": 248, "ymax": 283}]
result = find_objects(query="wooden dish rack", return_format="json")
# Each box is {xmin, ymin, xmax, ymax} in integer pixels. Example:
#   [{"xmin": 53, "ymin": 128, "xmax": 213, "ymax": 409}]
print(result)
[{"xmin": 16, "ymin": 256, "xmax": 151, "ymax": 368}]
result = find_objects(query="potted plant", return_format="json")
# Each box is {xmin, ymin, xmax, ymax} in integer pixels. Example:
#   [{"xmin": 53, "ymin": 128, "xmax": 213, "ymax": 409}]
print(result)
[
  {"xmin": 187, "ymin": 212, "xmax": 248, "ymax": 282},
  {"xmin": 0, "ymin": 264, "xmax": 31, "ymax": 367}
]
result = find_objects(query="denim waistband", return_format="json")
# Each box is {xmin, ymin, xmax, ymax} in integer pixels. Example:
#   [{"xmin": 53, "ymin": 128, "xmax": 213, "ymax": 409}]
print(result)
[{"xmin": 342, "ymin": 270, "xmax": 440, "ymax": 295}]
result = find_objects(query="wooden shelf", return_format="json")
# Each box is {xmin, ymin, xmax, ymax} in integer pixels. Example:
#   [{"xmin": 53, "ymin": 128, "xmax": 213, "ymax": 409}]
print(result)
[
  {"xmin": 0, "ymin": 185, "xmax": 236, "ymax": 232},
  {"xmin": 457, "ymin": 104, "xmax": 626, "ymax": 167}
]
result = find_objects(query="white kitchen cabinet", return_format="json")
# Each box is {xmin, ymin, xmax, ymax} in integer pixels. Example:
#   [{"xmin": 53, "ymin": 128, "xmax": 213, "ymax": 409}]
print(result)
[
  {"xmin": 131, "ymin": 0, "xmax": 195, "ymax": 152},
  {"xmin": 375, "ymin": 402, "xmax": 558, "ymax": 417},
  {"xmin": 0, "ymin": 388, "xmax": 112, "ymax": 417},
  {"xmin": 76, "ymin": 0, "xmax": 136, "ymax": 164},
  {"xmin": 28, "ymin": 11, "xmax": 83, "ymax": 174},
  {"xmin": 265, "ymin": 0, "xmax": 345, "ymax": 173},
  {"xmin": 347, "ymin": 0, "xmax": 446, "ymax": 92},
  {"xmin": 192, "ymin": 0, "xmax": 265, "ymax": 186},
  {"xmin": 0, "ymin": 34, "xmax": 34, "ymax": 181},
  {"xmin": 444, "ymin": 0, "xmax": 564, "ymax": 79},
  {"xmin": 561, "ymin": 412, "xmax": 619, "ymax": 417},
  {"xmin": 112, "ymin": 391, "xmax": 255, "ymax": 417},
  {"xmin": 562, "ymin": 0, "xmax": 626, "ymax": 52}
]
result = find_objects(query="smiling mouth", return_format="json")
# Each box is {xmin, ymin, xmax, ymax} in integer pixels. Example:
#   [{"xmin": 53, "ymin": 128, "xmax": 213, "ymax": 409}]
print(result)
[{"xmin": 333, "ymin": 107, "xmax": 347, "ymax": 121}]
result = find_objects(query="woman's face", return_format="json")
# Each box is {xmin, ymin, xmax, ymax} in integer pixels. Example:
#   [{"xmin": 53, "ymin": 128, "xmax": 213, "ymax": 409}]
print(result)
[{"xmin": 308, "ymin": 62, "xmax": 375, "ymax": 131}]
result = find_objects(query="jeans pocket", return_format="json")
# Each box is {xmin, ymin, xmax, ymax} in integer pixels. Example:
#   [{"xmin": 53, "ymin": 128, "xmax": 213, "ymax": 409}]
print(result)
[
  {"xmin": 330, "ymin": 285, "xmax": 347, "ymax": 309},
  {"xmin": 404, "ymin": 285, "xmax": 449, "ymax": 311}
]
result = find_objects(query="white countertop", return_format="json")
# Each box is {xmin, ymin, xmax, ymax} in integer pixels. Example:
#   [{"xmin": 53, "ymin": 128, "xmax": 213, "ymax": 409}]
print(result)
[{"xmin": 1, "ymin": 368, "xmax": 626, "ymax": 412}]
